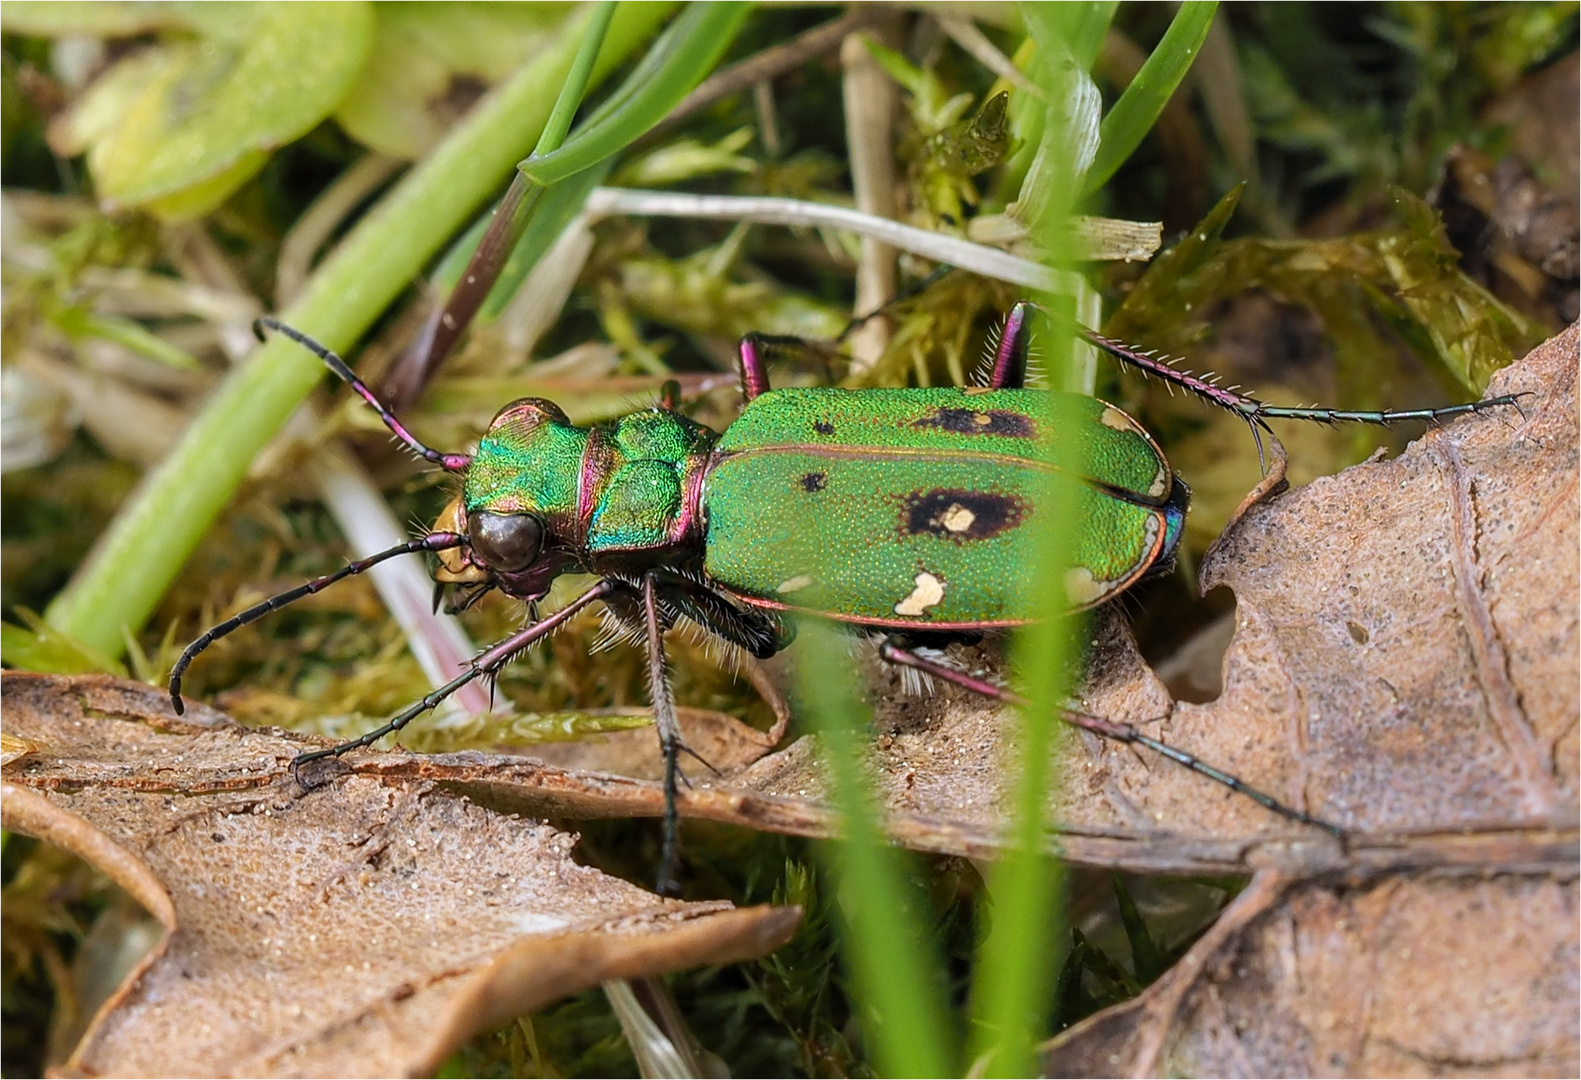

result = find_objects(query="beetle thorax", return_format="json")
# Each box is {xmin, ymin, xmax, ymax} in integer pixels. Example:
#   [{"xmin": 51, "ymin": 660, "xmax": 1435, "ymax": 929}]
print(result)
[{"xmin": 437, "ymin": 397, "xmax": 718, "ymax": 599}]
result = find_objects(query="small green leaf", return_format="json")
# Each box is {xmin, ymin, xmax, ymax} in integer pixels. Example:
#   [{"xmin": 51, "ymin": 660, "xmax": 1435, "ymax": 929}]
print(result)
[
  {"xmin": 1051, "ymin": 929, "xmax": 1089, "ymax": 1030},
  {"xmin": 613, "ymin": 127, "xmax": 757, "ymax": 188},
  {"xmin": 857, "ymin": 35, "xmax": 929, "ymax": 97},
  {"xmin": 51, "ymin": 3, "xmax": 374, "ymax": 218},
  {"xmin": 335, "ymin": 2, "xmax": 571, "ymax": 159},
  {"xmin": 1085, "ymin": 1, "xmax": 1218, "ymax": 193},
  {"xmin": 1, "ymin": 609, "xmax": 126, "ymax": 676},
  {"xmin": 1112, "ymin": 874, "xmax": 1166, "ymax": 983}
]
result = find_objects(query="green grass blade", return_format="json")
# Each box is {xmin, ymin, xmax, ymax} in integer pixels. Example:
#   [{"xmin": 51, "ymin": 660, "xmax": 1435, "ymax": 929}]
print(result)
[
  {"xmin": 42, "ymin": 3, "xmax": 672, "ymax": 657},
  {"xmin": 519, "ymin": 2, "xmax": 751, "ymax": 186},
  {"xmin": 964, "ymin": 349, "xmax": 1080, "ymax": 1079},
  {"xmin": 536, "ymin": 0, "xmax": 618, "ymax": 158},
  {"xmin": 404, "ymin": 1, "xmax": 619, "ymax": 381},
  {"xmin": 966, "ymin": 6, "xmax": 1087, "ymax": 1073},
  {"xmin": 1048, "ymin": 2, "xmax": 1122, "ymax": 70},
  {"xmin": 1085, "ymin": 1, "xmax": 1218, "ymax": 193},
  {"xmin": 795, "ymin": 619, "xmax": 954, "ymax": 1079}
]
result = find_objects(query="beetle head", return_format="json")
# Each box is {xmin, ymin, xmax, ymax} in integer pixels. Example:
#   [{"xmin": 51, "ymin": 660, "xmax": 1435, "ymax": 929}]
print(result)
[{"xmin": 434, "ymin": 397, "xmax": 586, "ymax": 602}]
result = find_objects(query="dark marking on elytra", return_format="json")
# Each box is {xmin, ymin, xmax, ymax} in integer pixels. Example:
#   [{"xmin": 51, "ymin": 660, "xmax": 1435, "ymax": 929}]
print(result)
[
  {"xmin": 911, "ymin": 407, "xmax": 1034, "ymax": 438},
  {"xmin": 901, "ymin": 489, "xmax": 1026, "ymax": 542},
  {"xmin": 801, "ymin": 472, "xmax": 827, "ymax": 492},
  {"xmin": 813, "ymin": 420, "xmax": 835, "ymax": 435}
]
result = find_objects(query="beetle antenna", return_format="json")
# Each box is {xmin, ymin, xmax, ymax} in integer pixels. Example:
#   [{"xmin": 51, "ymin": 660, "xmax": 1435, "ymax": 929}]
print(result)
[
  {"xmin": 255, "ymin": 317, "xmax": 472, "ymax": 472},
  {"xmin": 169, "ymin": 532, "xmax": 466, "ymax": 715}
]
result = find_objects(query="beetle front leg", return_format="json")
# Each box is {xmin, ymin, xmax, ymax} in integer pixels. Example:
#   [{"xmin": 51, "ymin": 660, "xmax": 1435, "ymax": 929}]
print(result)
[
  {"xmin": 642, "ymin": 572, "xmax": 688, "ymax": 897},
  {"xmin": 293, "ymin": 579, "xmax": 614, "ymax": 773},
  {"xmin": 876, "ymin": 637, "xmax": 1345, "ymax": 838}
]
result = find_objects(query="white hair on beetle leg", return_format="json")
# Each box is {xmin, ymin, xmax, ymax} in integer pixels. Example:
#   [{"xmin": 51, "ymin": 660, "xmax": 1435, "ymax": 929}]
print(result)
[
  {"xmin": 896, "ymin": 662, "xmax": 934, "ymax": 698},
  {"xmin": 971, "ymin": 315, "xmax": 1008, "ymax": 386},
  {"xmin": 695, "ymin": 622, "xmax": 746, "ymax": 680},
  {"xmin": 591, "ymin": 607, "xmax": 645, "ymax": 653}
]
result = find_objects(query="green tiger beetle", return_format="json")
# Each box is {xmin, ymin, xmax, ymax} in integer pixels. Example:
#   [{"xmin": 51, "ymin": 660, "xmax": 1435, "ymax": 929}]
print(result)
[{"xmin": 169, "ymin": 302, "xmax": 1521, "ymax": 893}]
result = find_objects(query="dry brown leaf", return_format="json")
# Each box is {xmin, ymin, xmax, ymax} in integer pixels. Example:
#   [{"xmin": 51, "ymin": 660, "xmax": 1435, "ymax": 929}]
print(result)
[
  {"xmin": 1040, "ymin": 870, "xmax": 1579, "ymax": 1077},
  {"xmin": 1, "ymin": 673, "xmax": 798, "ymax": 1078}
]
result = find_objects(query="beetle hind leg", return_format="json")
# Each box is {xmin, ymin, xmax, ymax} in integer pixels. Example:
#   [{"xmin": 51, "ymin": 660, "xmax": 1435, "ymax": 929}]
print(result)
[{"xmin": 876, "ymin": 637, "xmax": 1346, "ymax": 838}]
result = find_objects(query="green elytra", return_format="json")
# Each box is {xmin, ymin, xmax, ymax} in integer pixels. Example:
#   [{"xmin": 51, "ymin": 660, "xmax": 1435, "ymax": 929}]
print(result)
[
  {"xmin": 169, "ymin": 302, "xmax": 1522, "ymax": 892},
  {"xmin": 705, "ymin": 388, "xmax": 1187, "ymax": 625}
]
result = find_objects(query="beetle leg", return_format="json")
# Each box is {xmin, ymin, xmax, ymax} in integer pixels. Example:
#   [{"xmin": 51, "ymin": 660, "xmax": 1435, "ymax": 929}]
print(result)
[
  {"xmin": 736, "ymin": 334, "xmax": 775, "ymax": 402},
  {"xmin": 170, "ymin": 531, "xmax": 468, "ymax": 715},
  {"xmin": 654, "ymin": 573, "xmax": 787, "ymax": 660},
  {"xmin": 1002, "ymin": 301, "xmax": 1523, "ymax": 434},
  {"xmin": 986, "ymin": 299, "xmax": 1037, "ymax": 389},
  {"xmin": 658, "ymin": 378, "xmax": 682, "ymax": 411},
  {"xmin": 876, "ymin": 638, "xmax": 1346, "ymax": 839},
  {"xmin": 643, "ymin": 572, "xmax": 688, "ymax": 897},
  {"xmin": 654, "ymin": 574, "xmax": 793, "ymax": 745},
  {"xmin": 291, "ymin": 579, "xmax": 614, "ymax": 772}
]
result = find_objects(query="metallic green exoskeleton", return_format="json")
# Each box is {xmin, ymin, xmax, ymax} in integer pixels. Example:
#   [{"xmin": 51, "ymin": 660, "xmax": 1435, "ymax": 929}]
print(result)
[
  {"xmin": 705, "ymin": 388, "xmax": 1186, "ymax": 627},
  {"xmin": 170, "ymin": 303, "xmax": 1522, "ymax": 891}
]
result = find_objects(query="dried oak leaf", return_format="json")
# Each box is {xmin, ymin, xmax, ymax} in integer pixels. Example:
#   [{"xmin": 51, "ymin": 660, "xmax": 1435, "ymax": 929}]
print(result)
[
  {"xmin": 1029, "ymin": 326, "xmax": 1579, "ymax": 1078},
  {"xmin": 1, "ymin": 673, "xmax": 798, "ymax": 1078},
  {"xmin": 1039, "ymin": 869, "xmax": 1578, "ymax": 1077}
]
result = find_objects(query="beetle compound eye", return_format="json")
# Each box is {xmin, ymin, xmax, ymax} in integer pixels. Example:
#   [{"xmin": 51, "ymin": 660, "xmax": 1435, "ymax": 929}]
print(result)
[{"xmin": 466, "ymin": 511, "xmax": 543, "ymax": 573}]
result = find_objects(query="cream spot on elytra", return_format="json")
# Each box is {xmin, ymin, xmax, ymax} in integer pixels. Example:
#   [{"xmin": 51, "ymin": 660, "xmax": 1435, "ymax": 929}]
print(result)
[
  {"xmin": 776, "ymin": 574, "xmax": 814, "ymax": 594},
  {"xmin": 1141, "ymin": 513, "xmax": 1161, "ymax": 550},
  {"xmin": 894, "ymin": 571, "xmax": 946, "ymax": 617},
  {"xmin": 1063, "ymin": 566, "xmax": 1112, "ymax": 607},
  {"xmin": 1100, "ymin": 406, "xmax": 1133, "ymax": 431},
  {"xmin": 938, "ymin": 503, "xmax": 976, "ymax": 533}
]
